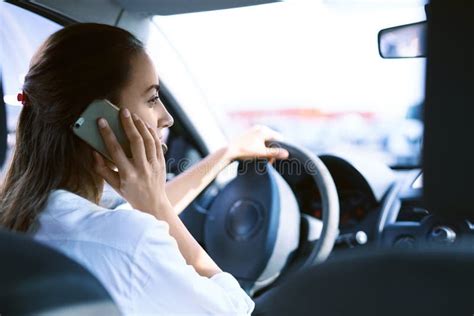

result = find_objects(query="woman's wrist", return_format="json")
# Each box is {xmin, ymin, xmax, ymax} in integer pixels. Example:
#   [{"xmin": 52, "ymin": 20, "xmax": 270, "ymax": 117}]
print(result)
[
  {"xmin": 222, "ymin": 145, "xmax": 238, "ymax": 164},
  {"xmin": 149, "ymin": 195, "xmax": 223, "ymax": 278},
  {"xmin": 151, "ymin": 197, "xmax": 174, "ymax": 219}
]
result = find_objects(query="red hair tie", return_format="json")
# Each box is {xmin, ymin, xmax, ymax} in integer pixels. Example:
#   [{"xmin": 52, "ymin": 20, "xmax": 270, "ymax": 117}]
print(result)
[{"xmin": 17, "ymin": 92, "xmax": 27, "ymax": 105}]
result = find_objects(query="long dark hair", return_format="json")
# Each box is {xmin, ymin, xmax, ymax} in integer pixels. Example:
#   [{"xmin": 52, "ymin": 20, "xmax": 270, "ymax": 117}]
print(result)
[{"xmin": 0, "ymin": 23, "xmax": 145, "ymax": 232}]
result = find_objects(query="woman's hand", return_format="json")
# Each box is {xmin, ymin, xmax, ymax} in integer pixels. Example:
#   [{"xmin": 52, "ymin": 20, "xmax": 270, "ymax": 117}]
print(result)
[
  {"xmin": 93, "ymin": 108, "xmax": 169, "ymax": 215},
  {"xmin": 225, "ymin": 125, "xmax": 289, "ymax": 162},
  {"xmin": 94, "ymin": 110, "xmax": 225, "ymax": 278}
]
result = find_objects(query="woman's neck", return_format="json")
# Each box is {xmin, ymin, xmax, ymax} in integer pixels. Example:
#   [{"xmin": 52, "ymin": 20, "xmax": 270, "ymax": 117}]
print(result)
[{"xmin": 67, "ymin": 179, "xmax": 104, "ymax": 205}]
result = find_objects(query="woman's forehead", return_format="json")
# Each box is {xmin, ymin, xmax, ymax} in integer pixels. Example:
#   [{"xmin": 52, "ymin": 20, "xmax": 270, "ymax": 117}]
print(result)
[{"xmin": 127, "ymin": 52, "xmax": 159, "ymax": 92}]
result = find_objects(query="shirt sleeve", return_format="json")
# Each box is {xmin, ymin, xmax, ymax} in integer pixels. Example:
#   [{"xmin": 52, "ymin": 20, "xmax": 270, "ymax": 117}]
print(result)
[{"xmin": 129, "ymin": 219, "xmax": 255, "ymax": 315}]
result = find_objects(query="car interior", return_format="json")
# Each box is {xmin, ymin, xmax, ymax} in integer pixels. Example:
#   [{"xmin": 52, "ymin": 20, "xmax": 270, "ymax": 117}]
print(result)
[{"xmin": 0, "ymin": 0, "xmax": 473, "ymax": 315}]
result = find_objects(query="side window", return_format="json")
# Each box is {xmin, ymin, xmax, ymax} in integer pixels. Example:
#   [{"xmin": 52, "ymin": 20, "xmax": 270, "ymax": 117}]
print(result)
[{"xmin": 0, "ymin": 2, "xmax": 62, "ymax": 177}]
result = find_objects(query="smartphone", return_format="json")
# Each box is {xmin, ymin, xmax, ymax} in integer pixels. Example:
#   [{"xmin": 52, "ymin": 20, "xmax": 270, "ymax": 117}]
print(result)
[
  {"xmin": 72, "ymin": 99, "xmax": 131, "ymax": 162},
  {"xmin": 73, "ymin": 99, "xmax": 168, "ymax": 162}
]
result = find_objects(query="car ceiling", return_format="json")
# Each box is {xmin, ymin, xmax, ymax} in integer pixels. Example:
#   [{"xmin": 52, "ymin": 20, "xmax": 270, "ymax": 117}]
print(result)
[
  {"xmin": 13, "ymin": 0, "xmax": 279, "ymax": 25},
  {"xmin": 115, "ymin": 0, "xmax": 280, "ymax": 15}
]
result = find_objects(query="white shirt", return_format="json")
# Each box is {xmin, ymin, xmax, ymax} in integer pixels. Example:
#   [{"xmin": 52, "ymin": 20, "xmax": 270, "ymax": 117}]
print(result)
[{"xmin": 32, "ymin": 189, "xmax": 255, "ymax": 315}]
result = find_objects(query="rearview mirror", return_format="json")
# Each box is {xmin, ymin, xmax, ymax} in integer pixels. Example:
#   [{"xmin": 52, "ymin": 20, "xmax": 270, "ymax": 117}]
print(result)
[{"xmin": 378, "ymin": 21, "xmax": 427, "ymax": 58}]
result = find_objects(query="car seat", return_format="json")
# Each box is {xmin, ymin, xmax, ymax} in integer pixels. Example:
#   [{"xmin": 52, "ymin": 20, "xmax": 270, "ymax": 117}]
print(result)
[{"xmin": 254, "ymin": 247, "xmax": 474, "ymax": 316}]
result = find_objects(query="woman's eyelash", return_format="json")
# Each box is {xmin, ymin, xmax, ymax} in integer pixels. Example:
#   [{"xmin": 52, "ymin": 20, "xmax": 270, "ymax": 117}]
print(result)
[{"xmin": 148, "ymin": 94, "xmax": 160, "ymax": 105}]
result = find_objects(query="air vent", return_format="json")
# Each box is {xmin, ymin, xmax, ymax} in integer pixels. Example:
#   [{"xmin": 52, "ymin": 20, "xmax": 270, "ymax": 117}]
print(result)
[{"xmin": 397, "ymin": 200, "xmax": 429, "ymax": 222}]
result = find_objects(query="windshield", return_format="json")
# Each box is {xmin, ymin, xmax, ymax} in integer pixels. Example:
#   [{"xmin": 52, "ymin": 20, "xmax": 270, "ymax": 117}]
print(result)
[{"xmin": 150, "ymin": 1, "xmax": 426, "ymax": 168}]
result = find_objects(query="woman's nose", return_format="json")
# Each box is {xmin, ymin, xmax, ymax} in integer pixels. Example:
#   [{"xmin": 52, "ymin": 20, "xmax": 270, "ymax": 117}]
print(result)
[
  {"xmin": 160, "ymin": 112, "xmax": 174, "ymax": 129},
  {"xmin": 157, "ymin": 101, "xmax": 174, "ymax": 129}
]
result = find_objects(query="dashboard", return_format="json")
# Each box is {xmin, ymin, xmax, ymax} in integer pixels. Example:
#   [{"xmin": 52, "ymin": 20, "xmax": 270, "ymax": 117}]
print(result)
[
  {"xmin": 289, "ymin": 155, "xmax": 474, "ymax": 251},
  {"xmin": 299, "ymin": 155, "xmax": 379, "ymax": 232},
  {"xmin": 277, "ymin": 154, "xmax": 399, "ymax": 244},
  {"xmin": 277, "ymin": 153, "xmax": 470, "ymax": 252}
]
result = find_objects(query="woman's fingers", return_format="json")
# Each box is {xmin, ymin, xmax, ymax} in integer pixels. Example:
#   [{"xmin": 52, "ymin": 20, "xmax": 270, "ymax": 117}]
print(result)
[
  {"xmin": 147, "ymin": 125, "xmax": 165, "ymax": 161},
  {"xmin": 93, "ymin": 151, "xmax": 120, "ymax": 190},
  {"xmin": 97, "ymin": 118, "xmax": 131, "ymax": 169},
  {"xmin": 134, "ymin": 118, "xmax": 157, "ymax": 161},
  {"xmin": 264, "ymin": 139, "xmax": 290, "ymax": 159},
  {"xmin": 266, "ymin": 146, "xmax": 289, "ymax": 159},
  {"xmin": 119, "ymin": 109, "xmax": 147, "ymax": 165},
  {"xmin": 259, "ymin": 127, "xmax": 289, "ymax": 159}
]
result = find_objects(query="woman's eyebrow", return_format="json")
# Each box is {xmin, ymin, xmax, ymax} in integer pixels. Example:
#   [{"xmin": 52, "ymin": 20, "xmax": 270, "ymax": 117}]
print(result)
[{"xmin": 143, "ymin": 84, "xmax": 160, "ymax": 95}]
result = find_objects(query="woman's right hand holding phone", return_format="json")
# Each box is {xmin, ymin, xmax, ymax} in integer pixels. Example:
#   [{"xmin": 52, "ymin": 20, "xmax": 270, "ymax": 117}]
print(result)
[
  {"xmin": 94, "ymin": 108, "xmax": 223, "ymax": 278},
  {"xmin": 93, "ymin": 108, "xmax": 170, "ymax": 216}
]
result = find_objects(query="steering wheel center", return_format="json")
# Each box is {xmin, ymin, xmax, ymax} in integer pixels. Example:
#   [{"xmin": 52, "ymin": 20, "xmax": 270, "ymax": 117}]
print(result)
[{"xmin": 226, "ymin": 200, "xmax": 264, "ymax": 241}]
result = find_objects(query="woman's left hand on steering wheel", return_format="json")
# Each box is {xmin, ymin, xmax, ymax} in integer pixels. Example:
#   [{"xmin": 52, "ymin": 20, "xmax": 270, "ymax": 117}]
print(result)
[{"xmin": 225, "ymin": 125, "xmax": 290, "ymax": 162}]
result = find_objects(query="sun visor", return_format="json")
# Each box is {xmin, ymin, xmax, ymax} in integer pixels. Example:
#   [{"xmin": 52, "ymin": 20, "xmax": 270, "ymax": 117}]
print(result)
[{"xmin": 113, "ymin": 0, "xmax": 280, "ymax": 15}]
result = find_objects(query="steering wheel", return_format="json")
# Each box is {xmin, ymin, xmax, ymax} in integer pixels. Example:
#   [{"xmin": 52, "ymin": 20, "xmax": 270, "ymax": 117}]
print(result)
[{"xmin": 204, "ymin": 141, "xmax": 339, "ymax": 294}]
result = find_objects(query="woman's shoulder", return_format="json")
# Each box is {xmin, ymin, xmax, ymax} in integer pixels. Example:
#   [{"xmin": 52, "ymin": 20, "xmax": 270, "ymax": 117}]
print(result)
[{"xmin": 34, "ymin": 189, "xmax": 167, "ymax": 254}]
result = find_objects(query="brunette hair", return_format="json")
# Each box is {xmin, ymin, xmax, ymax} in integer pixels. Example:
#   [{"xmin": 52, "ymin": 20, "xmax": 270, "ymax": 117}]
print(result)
[{"xmin": 0, "ymin": 23, "xmax": 145, "ymax": 232}]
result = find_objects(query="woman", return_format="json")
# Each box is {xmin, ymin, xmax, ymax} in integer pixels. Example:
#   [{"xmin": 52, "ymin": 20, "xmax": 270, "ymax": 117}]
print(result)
[{"xmin": 0, "ymin": 23, "xmax": 288, "ymax": 314}]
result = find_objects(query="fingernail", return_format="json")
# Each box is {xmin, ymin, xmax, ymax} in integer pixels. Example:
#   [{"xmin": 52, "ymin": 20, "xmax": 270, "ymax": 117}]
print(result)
[
  {"xmin": 146, "ymin": 122, "xmax": 152, "ymax": 129},
  {"xmin": 122, "ymin": 108, "xmax": 130, "ymax": 118},
  {"xmin": 132, "ymin": 113, "xmax": 139, "ymax": 121},
  {"xmin": 98, "ymin": 118, "xmax": 107, "ymax": 128}
]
